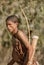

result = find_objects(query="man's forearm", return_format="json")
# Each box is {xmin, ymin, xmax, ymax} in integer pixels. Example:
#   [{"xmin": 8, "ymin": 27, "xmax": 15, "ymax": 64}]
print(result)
[
  {"xmin": 28, "ymin": 45, "xmax": 33, "ymax": 63},
  {"xmin": 14, "ymin": 30, "xmax": 33, "ymax": 65}
]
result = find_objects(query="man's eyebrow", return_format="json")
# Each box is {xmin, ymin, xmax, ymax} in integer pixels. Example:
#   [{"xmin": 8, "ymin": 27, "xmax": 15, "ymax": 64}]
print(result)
[
  {"xmin": 7, "ymin": 21, "xmax": 13, "ymax": 25},
  {"xmin": 7, "ymin": 23, "xmax": 11, "ymax": 25},
  {"xmin": 8, "ymin": 23, "xmax": 11, "ymax": 25}
]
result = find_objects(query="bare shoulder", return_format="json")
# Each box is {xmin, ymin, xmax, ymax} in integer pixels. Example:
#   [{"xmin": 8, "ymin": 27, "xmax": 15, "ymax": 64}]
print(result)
[{"xmin": 18, "ymin": 30, "xmax": 28, "ymax": 39}]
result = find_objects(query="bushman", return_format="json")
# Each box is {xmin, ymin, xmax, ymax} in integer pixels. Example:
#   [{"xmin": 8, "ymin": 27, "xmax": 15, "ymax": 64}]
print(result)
[{"xmin": 6, "ymin": 15, "xmax": 33, "ymax": 65}]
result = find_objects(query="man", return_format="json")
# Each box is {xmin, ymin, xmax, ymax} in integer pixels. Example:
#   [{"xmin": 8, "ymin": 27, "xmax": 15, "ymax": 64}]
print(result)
[{"xmin": 6, "ymin": 15, "xmax": 33, "ymax": 65}]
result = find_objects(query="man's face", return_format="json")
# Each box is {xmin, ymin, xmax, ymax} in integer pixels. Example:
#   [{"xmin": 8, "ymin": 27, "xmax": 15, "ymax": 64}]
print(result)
[{"xmin": 7, "ymin": 21, "xmax": 18, "ymax": 34}]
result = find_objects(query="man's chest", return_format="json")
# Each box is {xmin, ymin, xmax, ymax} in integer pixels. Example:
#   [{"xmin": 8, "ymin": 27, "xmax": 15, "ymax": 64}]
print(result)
[{"xmin": 12, "ymin": 37, "xmax": 27, "ymax": 59}]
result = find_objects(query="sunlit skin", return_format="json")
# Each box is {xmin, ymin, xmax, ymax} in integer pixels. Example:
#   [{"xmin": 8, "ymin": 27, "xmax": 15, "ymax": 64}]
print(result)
[{"xmin": 7, "ymin": 21, "xmax": 33, "ymax": 65}]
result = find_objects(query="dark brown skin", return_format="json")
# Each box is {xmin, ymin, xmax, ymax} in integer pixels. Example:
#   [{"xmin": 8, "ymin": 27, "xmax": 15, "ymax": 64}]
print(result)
[{"xmin": 7, "ymin": 21, "xmax": 33, "ymax": 65}]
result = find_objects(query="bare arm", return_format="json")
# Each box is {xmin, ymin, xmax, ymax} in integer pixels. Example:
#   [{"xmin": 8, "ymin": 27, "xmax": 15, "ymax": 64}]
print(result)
[
  {"xmin": 15, "ymin": 30, "xmax": 31, "ymax": 50},
  {"xmin": 13, "ymin": 29, "xmax": 33, "ymax": 65},
  {"xmin": 15, "ymin": 30, "xmax": 33, "ymax": 61},
  {"xmin": 15, "ymin": 30, "xmax": 34, "ymax": 65}
]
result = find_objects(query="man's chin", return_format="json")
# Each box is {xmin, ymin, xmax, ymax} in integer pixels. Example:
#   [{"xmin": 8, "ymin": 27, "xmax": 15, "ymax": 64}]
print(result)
[
  {"xmin": 10, "ymin": 29, "xmax": 18, "ymax": 35},
  {"xmin": 12, "ymin": 32, "xmax": 17, "ymax": 35},
  {"xmin": 8, "ymin": 30, "xmax": 17, "ymax": 35}
]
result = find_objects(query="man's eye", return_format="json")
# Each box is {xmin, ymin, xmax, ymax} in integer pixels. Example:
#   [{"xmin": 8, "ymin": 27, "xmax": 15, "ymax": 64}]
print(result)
[
  {"xmin": 14, "ymin": 21, "xmax": 17, "ymax": 23},
  {"xmin": 8, "ymin": 23, "xmax": 11, "ymax": 25}
]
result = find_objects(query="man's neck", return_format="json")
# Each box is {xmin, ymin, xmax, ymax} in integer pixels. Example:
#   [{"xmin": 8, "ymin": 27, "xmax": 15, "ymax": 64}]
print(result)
[{"xmin": 13, "ymin": 30, "xmax": 20, "ymax": 38}]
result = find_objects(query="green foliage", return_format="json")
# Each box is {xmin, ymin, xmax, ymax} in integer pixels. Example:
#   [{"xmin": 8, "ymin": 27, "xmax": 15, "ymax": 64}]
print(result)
[
  {"xmin": 1, "ymin": 29, "xmax": 12, "ymax": 48},
  {"xmin": 0, "ymin": 0, "xmax": 44, "ymax": 65}
]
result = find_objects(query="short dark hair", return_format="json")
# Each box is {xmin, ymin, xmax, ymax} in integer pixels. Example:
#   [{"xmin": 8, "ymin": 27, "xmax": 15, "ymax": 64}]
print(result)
[{"xmin": 6, "ymin": 15, "xmax": 21, "ymax": 25}]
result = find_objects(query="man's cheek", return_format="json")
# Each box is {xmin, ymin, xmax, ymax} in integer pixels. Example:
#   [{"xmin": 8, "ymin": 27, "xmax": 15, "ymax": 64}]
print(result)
[{"xmin": 8, "ymin": 27, "xmax": 13, "ymax": 32}]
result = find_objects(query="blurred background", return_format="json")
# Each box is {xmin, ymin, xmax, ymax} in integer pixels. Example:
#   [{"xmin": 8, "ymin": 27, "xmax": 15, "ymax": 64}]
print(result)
[{"xmin": 0, "ymin": 0, "xmax": 44, "ymax": 65}]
